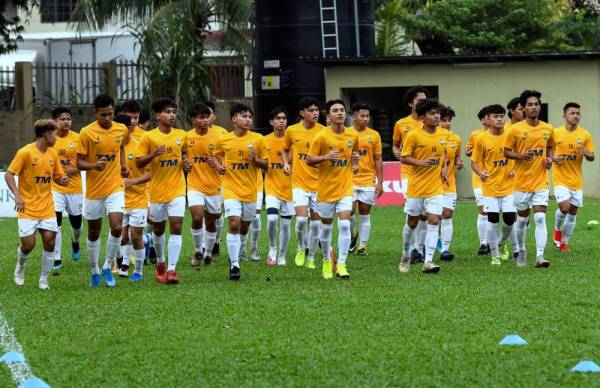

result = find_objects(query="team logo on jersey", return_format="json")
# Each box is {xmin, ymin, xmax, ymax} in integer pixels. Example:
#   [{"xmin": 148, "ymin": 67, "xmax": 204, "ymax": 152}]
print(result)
[
  {"xmin": 522, "ymin": 131, "xmax": 528, "ymax": 139},
  {"xmin": 368, "ymin": 137, "xmax": 373, "ymax": 143},
  {"xmin": 69, "ymin": 143, "xmax": 75, "ymax": 149},
  {"xmin": 49, "ymin": 159, "xmax": 54, "ymax": 166},
  {"xmin": 347, "ymin": 141, "xmax": 353, "ymax": 147},
  {"xmin": 440, "ymin": 138, "xmax": 446, "ymax": 145},
  {"xmin": 176, "ymin": 138, "xmax": 181, "ymax": 145},
  {"xmin": 188, "ymin": 140, "xmax": 195, "ymax": 146},
  {"xmin": 128, "ymin": 153, "xmax": 134, "ymax": 160},
  {"xmin": 115, "ymin": 135, "xmax": 122, "ymax": 143},
  {"xmin": 32, "ymin": 157, "xmax": 39, "ymax": 166},
  {"xmin": 543, "ymin": 133, "xmax": 549, "ymax": 140},
  {"xmin": 94, "ymin": 136, "xmax": 101, "ymax": 144},
  {"xmin": 208, "ymin": 144, "xmax": 214, "ymax": 151},
  {"xmin": 450, "ymin": 143, "xmax": 456, "ymax": 149},
  {"xmin": 577, "ymin": 138, "xmax": 583, "ymax": 145}
]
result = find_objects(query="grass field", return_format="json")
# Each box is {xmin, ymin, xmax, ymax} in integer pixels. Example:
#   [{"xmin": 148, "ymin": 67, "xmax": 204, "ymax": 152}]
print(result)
[{"xmin": 1, "ymin": 200, "xmax": 600, "ymax": 387}]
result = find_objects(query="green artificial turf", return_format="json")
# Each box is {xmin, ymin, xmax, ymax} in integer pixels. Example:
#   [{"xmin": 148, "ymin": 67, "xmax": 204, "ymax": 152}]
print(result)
[{"xmin": 0, "ymin": 200, "xmax": 600, "ymax": 387}]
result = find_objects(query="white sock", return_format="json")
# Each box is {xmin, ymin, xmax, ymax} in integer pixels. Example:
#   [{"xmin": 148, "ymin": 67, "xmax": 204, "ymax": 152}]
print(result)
[
  {"xmin": 250, "ymin": 214, "xmax": 261, "ymax": 250},
  {"xmin": 40, "ymin": 251, "xmax": 54, "ymax": 281},
  {"xmin": 516, "ymin": 216, "xmax": 528, "ymax": 251},
  {"xmin": 191, "ymin": 228, "xmax": 204, "ymax": 253},
  {"xmin": 425, "ymin": 223, "xmax": 439, "ymax": 262},
  {"xmin": 279, "ymin": 218, "xmax": 291, "ymax": 260},
  {"xmin": 440, "ymin": 218, "xmax": 453, "ymax": 252},
  {"xmin": 204, "ymin": 231, "xmax": 217, "ymax": 258},
  {"xmin": 500, "ymin": 223, "xmax": 513, "ymax": 246},
  {"xmin": 133, "ymin": 248, "xmax": 145, "ymax": 275},
  {"xmin": 319, "ymin": 223, "xmax": 333, "ymax": 261},
  {"xmin": 87, "ymin": 239, "xmax": 100, "ymax": 275},
  {"xmin": 121, "ymin": 244, "xmax": 132, "ymax": 266},
  {"xmin": 416, "ymin": 220, "xmax": 427, "ymax": 252},
  {"xmin": 509, "ymin": 225, "xmax": 519, "ymax": 253},
  {"xmin": 533, "ymin": 212, "xmax": 547, "ymax": 258},
  {"xmin": 477, "ymin": 214, "xmax": 488, "ymax": 245},
  {"xmin": 267, "ymin": 214, "xmax": 278, "ymax": 250},
  {"xmin": 295, "ymin": 216, "xmax": 308, "ymax": 250},
  {"xmin": 152, "ymin": 232, "xmax": 166, "ymax": 263},
  {"xmin": 215, "ymin": 215, "xmax": 224, "ymax": 242},
  {"xmin": 308, "ymin": 220, "xmax": 321, "ymax": 260},
  {"xmin": 337, "ymin": 219, "xmax": 351, "ymax": 264},
  {"xmin": 239, "ymin": 233, "xmax": 248, "ymax": 257},
  {"xmin": 18, "ymin": 247, "xmax": 29, "ymax": 266},
  {"xmin": 350, "ymin": 215, "xmax": 356, "ymax": 239},
  {"xmin": 555, "ymin": 209, "xmax": 567, "ymax": 231},
  {"xmin": 72, "ymin": 227, "xmax": 81, "ymax": 243},
  {"xmin": 487, "ymin": 221, "xmax": 499, "ymax": 258},
  {"xmin": 167, "ymin": 234, "xmax": 182, "ymax": 271},
  {"xmin": 103, "ymin": 234, "xmax": 122, "ymax": 270},
  {"xmin": 226, "ymin": 233, "xmax": 241, "ymax": 268},
  {"xmin": 358, "ymin": 214, "xmax": 371, "ymax": 247},
  {"xmin": 54, "ymin": 228, "xmax": 62, "ymax": 261},
  {"xmin": 563, "ymin": 214, "xmax": 577, "ymax": 243},
  {"xmin": 403, "ymin": 224, "xmax": 415, "ymax": 257}
]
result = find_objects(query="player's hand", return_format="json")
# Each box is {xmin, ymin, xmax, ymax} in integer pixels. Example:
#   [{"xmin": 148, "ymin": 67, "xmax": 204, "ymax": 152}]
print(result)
[
  {"xmin": 376, "ymin": 182, "xmax": 384, "ymax": 198},
  {"xmin": 456, "ymin": 159, "xmax": 464, "ymax": 170},
  {"xmin": 64, "ymin": 165, "xmax": 78, "ymax": 177},
  {"xmin": 509, "ymin": 170, "xmax": 515, "ymax": 177},
  {"xmin": 544, "ymin": 157, "xmax": 553, "ymax": 169},
  {"xmin": 325, "ymin": 148, "xmax": 340, "ymax": 161},
  {"xmin": 523, "ymin": 150, "xmax": 535, "ymax": 161},
  {"xmin": 121, "ymin": 165, "xmax": 130, "ymax": 178},
  {"xmin": 576, "ymin": 146, "xmax": 589, "ymax": 157},
  {"xmin": 57, "ymin": 175, "xmax": 69, "ymax": 187},
  {"xmin": 207, "ymin": 157, "xmax": 216, "ymax": 168},
  {"xmin": 283, "ymin": 163, "xmax": 292, "ymax": 175},
  {"xmin": 154, "ymin": 145, "xmax": 166, "ymax": 157},
  {"xmin": 480, "ymin": 170, "xmax": 489, "ymax": 182},
  {"xmin": 217, "ymin": 164, "xmax": 227, "ymax": 175},
  {"xmin": 182, "ymin": 158, "xmax": 192, "ymax": 172},
  {"xmin": 352, "ymin": 164, "xmax": 358, "ymax": 175},
  {"xmin": 552, "ymin": 155, "xmax": 564, "ymax": 165},
  {"xmin": 392, "ymin": 148, "xmax": 402, "ymax": 160},
  {"xmin": 13, "ymin": 194, "xmax": 24, "ymax": 213},
  {"xmin": 123, "ymin": 178, "xmax": 133, "ymax": 188},
  {"xmin": 352, "ymin": 152, "xmax": 360, "ymax": 165},
  {"xmin": 248, "ymin": 149, "xmax": 257, "ymax": 161},
  {"xmin": 441, "ymin": 169, "xmax": 448, "ymax": 184},
  {"xmin": 94, "ymin": 158, "xmax": 106, "ymax": 171},
  {"xmin": 421, "ymin": 157, "xmax": 438, "ymax": 166}
]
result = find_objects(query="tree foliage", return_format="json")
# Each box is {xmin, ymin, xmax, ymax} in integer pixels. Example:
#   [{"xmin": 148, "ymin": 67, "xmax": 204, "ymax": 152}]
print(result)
[
  {"xmin": 375, "ymin": 0, "xmax": 410, "ymax": 56},
  {"xmin": 0, "ymin": 0, "xmax": 32, "ymax": 55}
]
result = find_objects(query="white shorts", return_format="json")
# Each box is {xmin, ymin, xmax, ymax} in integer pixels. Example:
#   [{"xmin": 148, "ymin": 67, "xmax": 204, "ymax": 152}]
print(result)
[
  {"xmin": 123, "ymin": 208, "xmax": 148, "ymax": 228},
  {"xmin": 292, "ymin": 188, "xmax": 317, "ymax": 210},
  {"xmin": 224, "ymin": 199, "xmax": 257, "ymax": 222},
  {"xmin": 554, "ymin": 186, "xmax": 583, "ymax": 208},
  {"xmin": 402, "ymin": 178, "xmax": 409, "ymax": 195},
  {"xmin": 442, "ymin": 193, "xmax": 457, "ymax": 211},
  {"xmin": 150, "ymin": 196, "xmax": 186, "ymax": 222},
  {"xmin": 316, "ymin": 195, "xmax": 353, "ymax": 219},
  {"xmin": 473, "ymin": 188, "xmax": 484, "ymax": 207},
  {"xmin": 85, "ymin": 191, "xmax": 125, "ymax": 220},
  {"xmin": 483, "ymin": 195, "xmax": 516, "ymax": 213},
  {"xmin": 52, "ymin": 191, "xmax": 83, "ymax": 216},
  {"xmin": 353, "ymin": 186, "xmax": 376, "ymax": 206},
  {"xmin": 265, "ymin": 195, "xmax": 295, "ymax": 217},
  {"xmin": 514, "ymin": 190, "xmax": 549, "ymax": 211},
  {"xmin": 404, "ymin": 195, "xmax": 444, "ymax": 216},
  {"xmin": 188, "ymin": 190, "xmax": 222, "ymax": 215},
  {"xmin": 18, "ymin": 217, "xmax": 58, "ymax": 238},
  {"xmin": 256, "ymin": 191, "xmax": 264, "ymax": 211}
]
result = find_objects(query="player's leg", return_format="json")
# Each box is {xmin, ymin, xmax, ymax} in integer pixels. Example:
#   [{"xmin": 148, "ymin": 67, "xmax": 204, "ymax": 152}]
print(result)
[
  {"xmin": 213, "ymin": 212, "xmax": 224, "ymax": 257},
  {"xmin": 553, "ymin": 186, "xmax": 570, "ymax": 247},
  {"xmin": 484, "ymin": 196, "xmax": 501, "ymax": 265},
  {"xmin": 150, "ymin": 202, "xmax": 168, "ymax": 284},
  {"xmin": 225, "ymin": 200, "xmax": 243, "ymax": 280},
  {"xmin": 306, "ymin": 194, "xmax": 322, "ymax": 268},
  {"xmin": 514, "ymin": 191, "xmax": 531, "ymax": 267},
  {"xmin": 188, "ymin": 191, "xmax": 206, "ymax": 268},
  {"xmin": 277, "ymin": 201, "xmax": 293, "ymax": 265},
  {"xmin": 474, "ymin": 188, "xmax": 489, "ymax": 255},
  {"xmin": 84, "ymin": 197, "xmax": 105, "ymax": 286},
  {"xmin": 119, "ymin": 216, "xmax": 132, "ymax": 277},
  {"xmin": 51, "ymin": 191, "xmax": 66, "ymax": 271},
  {"xmin": 202, "ymin": 194, "xmax": 222, "ymax": 265},
  {"xmin": 249, "ymin": 193, "xmax": 263, "ymax": 262},
  {"xmin": 532, "ymin": 189, "xmax": 550, "ymax": 268},
  {"xmin": 414, "ymin": 214, "xmax": 428, "ymax": 260},
  {"xmin": 265, "ymin": 196, "xmax": 280, "ymax": 265},
  {"xmin": 422, "ymin": 196, "xmax": 443, "ymax": 273},
  {"xmin": 440, "ymin": 193, "xmax": 456, "ymax": 261},
  {"xmin": 560, "ymin": 189, "xmax": 581, "ymax": 251},
  {"xmin": 316, "ymin": 201, "xmax": 334, "ymax": 280},
  {"xmin": 349, "ymin": 189, "xmax": 358, "ymax": 253},
  {"xmin": 292, "ymin": 188, "xmax": 309, "ymax": 267},
  {"xmin": 356, "ymin": 189, "xmax": 375, "ymax": 256},
  {"xmin": 238, "ymin": 202, "xmax": 256, "ymax": 265},
  {"xmin": 66, "ymin": 193, "xmax": 83, "ymax": 261},
  {"xmin": 165, "ymin": 196, "xmax": 186, "ymax": 284},
  {"xmin": 127, "ymin": 208, "xmax": 147, "ymax": 282},
  {"xmin": 39, "ymin": 225, "xmax": 57, "ymax": 290},
  {"xmin": 335, "ymin": 196, "xmax": 353, "ymax": 279},
  {"xmin": 15, "ymin": 220, "xmax": 37, "ymax": 286},
  {"xmin": 146, "ymin": 213, "xmax": 157, "ymax": 263},
  {"xmin": 400, "ymin": 198, "xmax": 422, "ymax": 273},
  {"xmin": 101, "ymin": 192, "xmax": 124, "ymax": 287},
  {"xmin": 496, "ymin": 195, "xmax": 516, "ymax": 261}
]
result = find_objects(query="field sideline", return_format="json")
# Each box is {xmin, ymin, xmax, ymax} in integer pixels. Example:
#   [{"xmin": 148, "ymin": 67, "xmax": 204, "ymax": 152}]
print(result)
[{"xmin": 0, "ymin": 200, "xmax": 599, "ymax": 386}]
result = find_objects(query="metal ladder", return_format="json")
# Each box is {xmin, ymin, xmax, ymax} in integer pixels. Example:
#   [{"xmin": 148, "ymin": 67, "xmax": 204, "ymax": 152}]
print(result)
[{"xmin": 319, "ymin": 0, "xmax": 340, "ymax": 58}]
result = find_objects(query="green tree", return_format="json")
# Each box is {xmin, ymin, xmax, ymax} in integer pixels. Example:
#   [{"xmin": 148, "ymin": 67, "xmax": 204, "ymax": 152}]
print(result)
[
  {"xmin": 0, "ymin": 0, "xmax": 33, "ymax": 54},
  {"xmin": 375, "ymin": 0, "xmax": 410, "ymax": 56}
]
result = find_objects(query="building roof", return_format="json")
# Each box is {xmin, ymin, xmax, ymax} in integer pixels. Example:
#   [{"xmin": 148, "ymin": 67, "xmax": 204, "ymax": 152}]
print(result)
[{"xmin": 310, "ymin": 52, "xmax": 600, "ymax": 66}]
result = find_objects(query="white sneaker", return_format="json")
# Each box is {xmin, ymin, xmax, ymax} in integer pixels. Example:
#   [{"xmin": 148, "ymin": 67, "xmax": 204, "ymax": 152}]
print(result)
[
  {"xmin": 399, "ymin": 256, "xmax": 411, "ymax": 273},
  {"xmin": 239, "ymin": 250, "xmax": 248, "ymax": 262},
  {"xmin": 38, "ymin": 278, "xmax": 49, "ymax": 290},
  {"xmin": 276, "ymin": 258, "xmax": 286, "ymax": 266},
  {"xmin": 14, "ymin": 263, "xmax": 25, "ymax": 286},
  {"xmin": 250, "ymin": 247, "xmax": 260, "ymax": 262},
  {"xmin": 422, "ymin": 261, "xmax": 441, "ymax": 273},
  {"xmin": 516, "ymin": 249, "xmax": 527, "ymax": 267}
]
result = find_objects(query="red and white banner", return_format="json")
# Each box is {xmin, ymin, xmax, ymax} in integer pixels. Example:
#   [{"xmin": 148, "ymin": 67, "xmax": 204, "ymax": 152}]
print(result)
[{"xmin": 375, "ymin": 161, "xmax": 405, "ymax": 206}]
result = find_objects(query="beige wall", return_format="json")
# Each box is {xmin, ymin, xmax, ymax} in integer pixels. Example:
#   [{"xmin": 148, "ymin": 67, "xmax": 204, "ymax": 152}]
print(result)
[{"xmin": 325, "ymin": 59, "xmax": 600, "ymax": 198}]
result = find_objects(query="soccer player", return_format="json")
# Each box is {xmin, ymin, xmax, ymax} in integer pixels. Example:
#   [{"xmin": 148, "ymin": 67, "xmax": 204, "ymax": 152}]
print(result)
[
  {"xmin": 438, "ymin": 106, "xmax": 463, "ymax": 261},
  {"xmin": 211, "ymin": 104, "xmax": 268, "ymax": 280},
  {"xmin": 6, "ymin": 119, "xmax": 68, "ymax": 289},
  {"xmin": 186, "ymin": 103, "xmax": 223, "ymax": 267},
  {"xmin": 307, "ymin": 100, "xmax": 358, "ymax": 279},
  {"xmin": 281, "ymin": 97, "xmax": 327, "ymax": 269},
  {"xmin": 399, "ymin": 99, "xmax": 448, "ymax": 274},
  {"xmin": 465, "ymin": 107, "xmax": 490, "ymax": 255},
  {"xmin": 552, "ymin": 102, "xmax": 595, "ymax": 251},
  {"xmin": 348, "ymin": 103, "xmax": 383, "ymax": 256},
  {"xmin": 136, "ymin": 98, "xmax": 190, "ymax": 284},
  {"xmin": 119, "ymin": 100, "xmax": 145, "ymax": 142},
  {"xmin": 471, "ymin": 104, "xmax": 516, "ymax": 265},
  {"xmin": 139, "ymin": 109, "xmax": 150, "ymax": 131},
  {"xmin": 50, "ymin": 107, "xmax": 83, "ymax": 272},
  {"xmin": 504, "ymin": 90, "xmax": 554, "ymax": 268},
  {"xmin": 392, "ymin": 86, "xmax": 428, "ymax": 261},
  {"xmin": 113, "ymin": 114, "xmax": 150, "ymax": 280},
  {"xmin": 247, "ymin": 169, "xmax": 264, "ymax": 262},
  {"xmin": 77, "ymin": 94, "xmax": 129, "ymax": 287},
  {"xmin": 264, "ymin": 106, "xmax": 293, "ymax": 265},
  {"xmin": 506, "ymin": 97, "xmax": 524, "ymax": 129}
]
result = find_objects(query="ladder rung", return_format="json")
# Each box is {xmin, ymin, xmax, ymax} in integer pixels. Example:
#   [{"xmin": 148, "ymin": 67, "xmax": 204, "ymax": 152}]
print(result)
[
  {"xmin": 323, "ymin": 34, "xmax": 338, "ymax": 37},
  {"xmin": 324, "ymin": 47, "xmax": 338, "ymax": 50},
  {"xmin": 322, "ymin": 20, "xmax": 336, "ymax": 23},
  {"xmin": 321, "ymin": 7, "xmax": 335, "ymax": 10}
]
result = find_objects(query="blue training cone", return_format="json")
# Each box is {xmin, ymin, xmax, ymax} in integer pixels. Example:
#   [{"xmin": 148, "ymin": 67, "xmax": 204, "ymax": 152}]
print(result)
[
  {"xmin": 571, "ymin": 360, "xmax": 600, "ymax": 373},
  {"xmin": 499, "ymin": 334, "xmax": 528, "ymax": 346},
  {"xmin": 19, "ymin": 376, "xmax": 50, "ymax": 388},
  {"xmin": 0, "ymin": 351, "xmax": 25, "ymax": 363}
]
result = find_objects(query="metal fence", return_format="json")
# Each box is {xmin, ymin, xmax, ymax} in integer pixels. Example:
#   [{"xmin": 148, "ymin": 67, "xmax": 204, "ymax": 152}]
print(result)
[
  {"xmin": 208, "ymin": 64, "xmax": 246, "ymax": 99},
  {"xmin": 116, "ymin": 61, "xmax": 147, "ymax": 101},
  {"xmin": 33, "ymin": 62, "xmax": 103, "ymax": 107},
  {"xmin": 0, "ymin": 67, "xmax": 15, "ymax": 109}
]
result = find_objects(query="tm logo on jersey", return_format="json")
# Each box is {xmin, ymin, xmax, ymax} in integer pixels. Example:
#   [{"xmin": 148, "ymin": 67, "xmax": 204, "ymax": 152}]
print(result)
[
  {"xmin": 35, "ymin": 176, "xmax": 51, "ymax": 184},
  {"xmin": 329, "ymin": 160, "xmax": 348, "ymax": 167},
  {"xmin": 530, "ymin": 149, "xmax": 544, "ymax": 157},
  {"xmin": 96, "ymin": 154, "xmax": 116, "ymax": 162},
  {"xmin": 192, "ymin": 156, "xmax": 211, "ymax": 163},
  {"xmin": 270, "ymin": 162, "xmax": 284, "ymax": 170},
  {"xmin": 564, "ymin": 155, "xmax": 577, "ymax": 161},
  {"xmin": 297, "ymin": 153, "xmax": 308, "ymax": 160},
  {"xmin": 159, "ymin": 159, "xmax": 179, "ymax": 167},
  {"xmin": 231, "ymin": 162, "xmax": 249, "ymax": 170},
  {"xmin": 60, "ymin": 159, "xmax": 71, "ymax": 167},
  {"xmin": 493, "ymin": 159, "xmax": 509, "ymax": 167}
]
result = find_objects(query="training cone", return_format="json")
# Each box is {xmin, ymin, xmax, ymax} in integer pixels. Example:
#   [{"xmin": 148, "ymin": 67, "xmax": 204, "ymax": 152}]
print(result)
[
  {"xmin": 0, "ymin": 351, "xmax": 25, "ymax": 363},
  {"xmin": 499, "ymin": 334, "xmax": 528, "ymax": 346},
  {"xmin": 571, "ymin": 360, "xmax": 600, "ymax": 373}
]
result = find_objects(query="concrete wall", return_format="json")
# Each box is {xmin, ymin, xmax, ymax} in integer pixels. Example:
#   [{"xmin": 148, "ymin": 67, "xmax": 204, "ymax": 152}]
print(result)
[{"xmin": 324, "ymin": 59, "xmax": 600, "ymax": 198}]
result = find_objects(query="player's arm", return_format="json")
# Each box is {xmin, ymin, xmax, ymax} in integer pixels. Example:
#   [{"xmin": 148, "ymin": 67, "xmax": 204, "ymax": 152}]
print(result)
[
  {"xmin": 281, "ymin": 148, "xmax": 292, "ymax": 174},
  {"xmin": 210, "ymin": 141, "xmax": 227, "ymax": 175},
  {"xmin": 400, "ymin": 155, "xmax": 437, "ymax": 167},
  {"xmin": 77, "ymin": 153, "xmax": 105, "ymax": 171},
  {"xmin": 52, "ymin": 153, "xmax": 68, "ymax": 187},
  {"xmin": 471, "ymin": 141, "xmax": 488, "ymax": 181},
  {"xmin": 249, "ymin": 143, "xmax": 268, "ymax": 170},
  {"xmin": 578, "ymin": 136, "xmax": 595, "ymax": 161},
  {"xmin": 392, "ymin": 124, "xmax": 402, "ymax": 160},
  {"xmin": 455, "ymin": 141, "xmax": 464, "ymax": 169},
  {"xmin": 351, "ymin": 138, "xmax": 359, "ymax": 174},
  {"xmin": 374, "ymin": 153, "xmax": 384, "ymax": 197},
  {"xmin": 120, "ymin": 145, "xmax": 130, "ymax": 177},
  {"xmin": 4, "ymin": 171, "xmax": 24, "ymax": 213},
  {"xmin": 125, "ymin": 171, "xmax": 151, "ymax": 188}
]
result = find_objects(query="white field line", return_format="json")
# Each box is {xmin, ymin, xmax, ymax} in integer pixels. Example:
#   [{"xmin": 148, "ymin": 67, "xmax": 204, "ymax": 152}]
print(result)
[{"xmin": 0, "ymin": 309, "xmax": 33, "ymax": 386}]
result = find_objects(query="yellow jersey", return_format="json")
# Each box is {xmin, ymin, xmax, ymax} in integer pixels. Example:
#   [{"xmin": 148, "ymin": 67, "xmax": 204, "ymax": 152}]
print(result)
[
  {"xmin": 552, "ymin": 125, "xmax": 595, "ymax": 190},
  {"xmin": 444, "ymin": 130, "xmax": 462, "ymax": 194},
  {"xmin": 393, "ymin": 115, "xmax": 423, "ymax": 179},
  {"xmin": 504, "ymin": 120, "xmax": 554, "ymax": 192},
  {"xmin": 213, "ymin": 130, "xmax": 267, "ymax": 202},
  {"xmin": 77, "ymin": 121, "xmax": 127, "ymax": 200},
  {"xmin": 211, "ymin": 124, "xmax": 229, "ymax": 136},
  {"xmin": 308, "ymin": 127, "xmax": 358, "ymax": 203},
  {"xmin": 131, "ymin": 126, "xmax": 145, "ymax": 142},
  {"xmin": 401, "ymin": 128, "xmax": 448, "ymax": 198},
  {"xmin": 256, "ymin": 167, "xmax": 264, "ymax": 194},
  {"xmin": 264, "ymin": 133, "xmax": 292, "ymax": 201},
  {"xmin": 352, "ymin": 127, "xmax": 382, "ymax": 187},
  {"xmin": 472, "ymin": 131, "xmax": 514, "ymax": 197},
  {"xmin": 136, "ymin": 128, "xmax": 187, "ymax": 203},
  {"xmin": 8, "ymin": 143, "xmax": 64, "ymax": 220},
  {"xmin": 186, "ymin": 128, "xmax": 223, "ymax": 196},
  {"xmin": 124, "ymin": 138, "xmax": 148, "ymax": 210},
  {"xmin": 52, "ymin": 130, "xmax": 82, "ymax": 194},
  {"xmin": 467, "ymin": 128, "xmax": 485, "ymax": 190},
  {"xmin": 283, "ymin": 122, "xmax": 327, "ymax": 192}
]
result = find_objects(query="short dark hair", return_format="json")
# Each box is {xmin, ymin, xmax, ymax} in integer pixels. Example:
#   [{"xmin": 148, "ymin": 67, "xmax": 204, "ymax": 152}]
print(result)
[
  {"xmin": 440, "ymin": 105, "xmax": 455, "ymax": 120},
  {"xmin": 34, "ymin": 119, "xmax": 57, "ymax": 137},
  {"xmin": 139, "ymin": 109, "xmax": 150, "ymax": 124},
  {"xmin": 230, "ymin": 103, "xmax": 253, "ymax": 118},
  {"xmin": 403, "ymin": 86, "xmax": 430, "ymax": 108},
  {"xmin": 188, "ymin": 103, "xmax": 212, "ymax": 119},
  {"xmin": 325, "ymin": 99, "xmax": 346, "ymax": 114},
  {"xmin": 113, "ymin": 114, "xmax": 132, "ymax": 127},
  {"xmin": 268, "ymin": 105, "xmax": 287, "ymax": 121},
  {"xmin": 204, "ymin": 101, "xmax": 216, "ymax": 112},
  {"xmin": 94, "ymin": 94, "xmax": 114, "ymax": 110},
  {"xmin": 506, "ymin": 97, "xmax": 520, "ymax": 118},
  {"xmin": 298, "ymin": 97, "xmax": 321, "ymax": 112},
  {"xmin": 120, "ymin": 100, "xmax": 142, "ymax": 114},
  {"xmin": 477, "ymin": 106, "xmax": 489, "ymax": 120},
  {"xmin": 151, "ymin": 97, "xmax": 177, "ymax": 114},
  {"xmin": 415, "ymin": 99, "xmax": 441, "ymax": 117},
  {"xmin": 351, "ymin": 102, "xmax": 370, "ymax": 114},
  {"xmin": 563, "ymin": 102, "xmax": 580, "ymax": 113},
  {"xmin": 519, "ymin": 90, "xmax": 542, "ymax": 107},
  {"xmin": 51, "ymin": 106, "xmax": 71, "ymax": 119},
  {"xmin": 486, "ymin": 104, "xmax": 506, "ymax": 115}
]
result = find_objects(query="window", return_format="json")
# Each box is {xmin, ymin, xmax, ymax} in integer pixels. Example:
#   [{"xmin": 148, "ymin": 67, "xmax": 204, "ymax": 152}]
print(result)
[{"xmin": 40, "ymin": 0, "xmax": 76, "ymax": 23}]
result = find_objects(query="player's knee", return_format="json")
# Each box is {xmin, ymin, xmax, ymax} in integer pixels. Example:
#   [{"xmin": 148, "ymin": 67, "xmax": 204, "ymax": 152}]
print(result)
[
  {"xmin": 502, "ymin": 212, "xmax": 516, "ymax": 225},
  {"xmin": 69, "ymin": 214, "xmax": 82, "ymax": 229},
  {"xmin": 338, "ymin": 219, "xmax": 350, "ymax": 233},
  {"xmin": 111, "ymin": 225, "xmax": 123, "ymax": 237},
  {"xmin": 487, "ymin": 212, "xmax": 500, "ymax": 224},
  {"xmin": 533, "ymin": 212, "xmax": 545, "ymax": 225}
]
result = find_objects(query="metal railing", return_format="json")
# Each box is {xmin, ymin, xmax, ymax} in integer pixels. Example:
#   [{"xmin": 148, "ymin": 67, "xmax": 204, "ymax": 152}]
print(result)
[
  {"xmin": 0, "ymin": 67, "xmax": 15, "ymax": 109},
  {"xmin": 33, "ymin": 62, "xmax": 102, "ymax": 107},
  {"xmin": 116, "ymin": 61, "xmax": 147, "ymax": 101}
]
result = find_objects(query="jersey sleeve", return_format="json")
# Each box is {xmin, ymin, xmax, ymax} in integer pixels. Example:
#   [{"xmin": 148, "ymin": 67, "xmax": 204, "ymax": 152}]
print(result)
[
  {"xmin": 257, "ymin": 137, "xmax": 268, "ymax": 160},
  {"xmin": 283, "ymin": 130, "xmax": 293, "ymax": 151},
  {"xmin": 392, "ymin": 121, "xmax": 401, "ymax": 145},
  {"xmin": 76, "ymin": 130, "xmax": 89, "ymax": 156},
  {"xmin": 212, "ymin": 137, "xmax": 224, "ymax": 157},
  {"xmin": 7, "ymin": 148, "xmax": 26, "ymax": 175},
  {"xmin": 135, "ymin": 133, "xmax": 151, "ymax": 158},
  {"xmin": 503, "ymin": 128, "xmax": 516, "ymax": 151},
  {"xmin": 546, "ymin": 126, "xmax": 555, "ymax": 148},
  {"xmin": 308, "ymin": 134, "xmax": 324, "ymax": 157},
  {"xmin": 52, "ymin": 150, "xmax": 65, "ymax": 178},
  {"xmin": 466, "ymin": 131, "xmax": 477, "ymax": 150},
  {"xmin": 400, "ymin": 132, "xmax": 415, "ymax": 157},
  {"xmin": 585, "ymin": 131, "xmax": 595, "ymax": 152},
  {"xmin": 471, "ymin": 137, "xmax": 483, "ymax": 164},
  {"xmin": 374, "ymin": 132, "xmax": 383, "ymax": 155}
]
